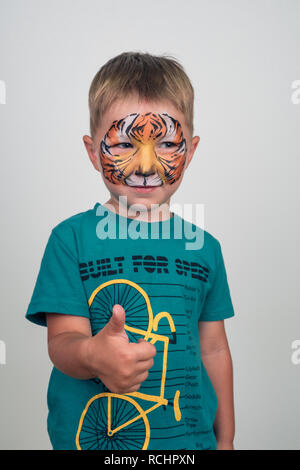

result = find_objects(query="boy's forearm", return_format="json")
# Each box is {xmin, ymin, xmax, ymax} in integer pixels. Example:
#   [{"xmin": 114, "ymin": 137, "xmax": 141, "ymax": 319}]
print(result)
[
  {"xmin": 48, "ymin": 332, "xmax": 96, "ymax": 380},
  {"xmin": 201, "ymin": 346, "xmax": 235, "ymax": 446}
]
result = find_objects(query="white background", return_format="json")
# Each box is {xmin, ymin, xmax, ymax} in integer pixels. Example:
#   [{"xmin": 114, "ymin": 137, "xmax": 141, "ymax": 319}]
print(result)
[{"xmin": 0, "ymin": 0, "xmax": 299, "ymax": 449}]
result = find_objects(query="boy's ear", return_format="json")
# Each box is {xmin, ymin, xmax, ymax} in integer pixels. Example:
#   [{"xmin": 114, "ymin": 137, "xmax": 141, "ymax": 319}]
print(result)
[
  {"xmin": 185, "ymin": 136, "xmax": 200, "ymax": 171},
  {"xmin": 83, "ymin": 135, "xmax": 101, "ymax": 172}
]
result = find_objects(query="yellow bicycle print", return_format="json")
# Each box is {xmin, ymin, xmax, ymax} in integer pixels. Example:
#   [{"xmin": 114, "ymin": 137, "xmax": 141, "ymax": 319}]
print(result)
[{"xmin": 75, "ymin": 279, "xmax": 182, "ymax": 450}]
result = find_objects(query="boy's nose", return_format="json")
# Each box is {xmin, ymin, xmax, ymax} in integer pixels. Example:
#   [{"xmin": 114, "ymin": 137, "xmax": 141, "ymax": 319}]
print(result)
[
  {"xmin": 134, "ymin": 169, "xmax": 156, "ymax": 178},
  {"xmin": 134, "ymin": 143, "xmax": 157, "ymax": 176},
  {"xmin": 135, "ymin": 160, "xmax": 157, "ymax": 178}
]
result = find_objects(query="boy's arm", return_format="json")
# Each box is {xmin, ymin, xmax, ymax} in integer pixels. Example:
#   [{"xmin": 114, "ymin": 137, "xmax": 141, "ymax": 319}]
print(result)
[
  {"xmin": 198, "ymin": 320, "xmax": 235, "ymax": 450},
  {"xmin": 47, "ymin": 313, "xmax": 95, "ymax": 379}
]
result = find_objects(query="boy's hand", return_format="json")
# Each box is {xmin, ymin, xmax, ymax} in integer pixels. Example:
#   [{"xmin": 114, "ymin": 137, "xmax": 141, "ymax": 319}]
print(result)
[{"xmin": 86, "ymin": 304, "xmax": 156, "ymax": 394}]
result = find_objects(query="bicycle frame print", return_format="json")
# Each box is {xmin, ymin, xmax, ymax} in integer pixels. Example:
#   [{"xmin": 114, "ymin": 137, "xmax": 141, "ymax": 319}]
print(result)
[{"xmin": 75, "ymin": 279, "xmax": 182, "ymax": 450}]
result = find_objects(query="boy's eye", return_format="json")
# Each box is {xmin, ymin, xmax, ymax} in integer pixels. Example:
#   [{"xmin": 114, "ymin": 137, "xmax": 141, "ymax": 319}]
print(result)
[
  {"xmin": 107, "ymin": 142, "xmax": 134, "ymax": 151},
  {"xmin": 158, "ymin": 142, "xmax": 178, "ymax": 149},
  {"xmin": 113, "ymin": 142, "xmax": 133, "ymax": 149}
]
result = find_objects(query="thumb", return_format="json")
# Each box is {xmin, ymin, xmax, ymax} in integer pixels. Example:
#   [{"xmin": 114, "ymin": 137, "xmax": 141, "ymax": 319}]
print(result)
[{"xmin": 105, "ymin": 304, "xmax": 127, "ymax": 337}]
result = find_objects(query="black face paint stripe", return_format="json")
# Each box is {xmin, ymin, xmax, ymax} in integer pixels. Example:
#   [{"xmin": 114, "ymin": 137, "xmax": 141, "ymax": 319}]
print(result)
[
  {"xmin": 116, "ymin": 119, "xmax": 123, "ymax": 129},
  {"xmin": 101, "ymin": 141, "xmax": 113, "ymax": 156},
  {"xmin": 123, "ymin": 114, "xmax": 139, "ymax": 137}
]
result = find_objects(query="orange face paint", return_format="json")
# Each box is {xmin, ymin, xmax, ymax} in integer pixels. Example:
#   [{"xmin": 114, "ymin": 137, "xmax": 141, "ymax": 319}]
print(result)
[{"xmin": 99, "ymin": 112, "xmax": 187, "ymax": 186}]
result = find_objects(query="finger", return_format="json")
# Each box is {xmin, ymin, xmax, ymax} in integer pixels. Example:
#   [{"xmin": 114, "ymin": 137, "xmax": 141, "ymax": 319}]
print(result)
[
  {"xmin": 123, "ymin": 383, "xmax": 141, "ymax": 393},
  {"xmin": 130, "ymin": 341, "xmax": 157, "ymax": 361},
  {"xmin": 129, "ymin": 370, "xmax": 149, "ymax": 387},
  {"xmin": 134, "ymin": 358, "xmax": 154, "ymax": 374}
]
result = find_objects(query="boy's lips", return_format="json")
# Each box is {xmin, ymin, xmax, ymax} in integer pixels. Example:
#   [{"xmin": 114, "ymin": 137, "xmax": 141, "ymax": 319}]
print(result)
[{"xmin": 130, "ymin": 186, "xmax": 158, "ymax": 193}]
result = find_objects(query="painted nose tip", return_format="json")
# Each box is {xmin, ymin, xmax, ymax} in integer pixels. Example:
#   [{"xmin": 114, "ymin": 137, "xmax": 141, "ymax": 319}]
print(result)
[{"xmin": 135, "ymin": 170, "xmax": 156, "ymax": 178}]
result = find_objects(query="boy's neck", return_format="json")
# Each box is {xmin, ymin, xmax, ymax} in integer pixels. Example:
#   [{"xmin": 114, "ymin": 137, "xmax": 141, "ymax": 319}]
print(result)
[{"xmin": 103, "ymin": 197, "xmax": 174, "ymax": 223}]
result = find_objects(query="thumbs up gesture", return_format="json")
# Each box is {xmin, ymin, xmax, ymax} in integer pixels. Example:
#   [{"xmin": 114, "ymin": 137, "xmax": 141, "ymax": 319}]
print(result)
[{"xmin": 86, "ymin": 304, "xmax": 157, "ymax": 394}]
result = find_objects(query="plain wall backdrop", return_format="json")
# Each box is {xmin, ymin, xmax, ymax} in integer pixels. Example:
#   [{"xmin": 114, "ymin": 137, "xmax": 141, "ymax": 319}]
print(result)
[{"xmin": 0, "ymin": 0, "xmax": 299, "ymax": 450}]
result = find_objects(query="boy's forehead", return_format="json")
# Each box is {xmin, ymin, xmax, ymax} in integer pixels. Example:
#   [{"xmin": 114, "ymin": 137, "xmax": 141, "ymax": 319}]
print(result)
[{"xmin": 103, "ymin": 97, "xmax": 185, "ymax": 129}]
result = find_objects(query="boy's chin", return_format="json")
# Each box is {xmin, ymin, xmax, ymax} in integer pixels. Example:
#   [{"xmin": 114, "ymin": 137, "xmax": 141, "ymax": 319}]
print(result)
[
  {"xmin": 103, "ymin": 180, "xmax": 176, "ymax": 207},
  {"xmin": 124, "ymin": 196, "xmax": 164, "ymax": 211}
]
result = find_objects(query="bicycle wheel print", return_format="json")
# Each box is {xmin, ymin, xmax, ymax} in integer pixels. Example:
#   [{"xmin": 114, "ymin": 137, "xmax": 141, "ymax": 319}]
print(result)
[
  {"xmin": 88, "ymin": 279, "xmax": 153, "ymax": 342},
  {"xmin": 76, "ymin": 393, "xmax": 150, "ymax": 450}
]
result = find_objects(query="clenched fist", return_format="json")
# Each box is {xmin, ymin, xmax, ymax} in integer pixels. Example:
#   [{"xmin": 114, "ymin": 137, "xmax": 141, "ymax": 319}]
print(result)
[{"xmin": 86, "ymin": 304, "xmax": 157, "ymax": 394}]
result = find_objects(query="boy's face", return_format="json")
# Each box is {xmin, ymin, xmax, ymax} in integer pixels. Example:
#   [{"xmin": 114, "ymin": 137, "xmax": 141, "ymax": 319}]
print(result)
[{"xmin": 83, "ymin": 94, "xmax": 200, "ymax": 213}]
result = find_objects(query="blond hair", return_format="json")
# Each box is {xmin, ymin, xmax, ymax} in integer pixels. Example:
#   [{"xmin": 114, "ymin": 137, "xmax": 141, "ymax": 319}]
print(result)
[{"xmin": 88, "ymin": 51, "xmax": 195, "ymax": 143}]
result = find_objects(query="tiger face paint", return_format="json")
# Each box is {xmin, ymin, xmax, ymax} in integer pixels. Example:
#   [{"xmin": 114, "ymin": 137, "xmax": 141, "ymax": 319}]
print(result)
[{"xmin": 99, "ymin": 112, "xmax": 187, "ymax": 186}]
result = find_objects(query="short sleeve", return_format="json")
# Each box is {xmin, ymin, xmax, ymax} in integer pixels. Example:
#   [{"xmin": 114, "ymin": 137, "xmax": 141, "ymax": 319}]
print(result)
[
  {"xmin": 199, "ymin": 240, "xmax": 235, "ymax": 321},
  {"xmin": 25, "ymin": 229, "xmax": 91, "ymax": 327}
]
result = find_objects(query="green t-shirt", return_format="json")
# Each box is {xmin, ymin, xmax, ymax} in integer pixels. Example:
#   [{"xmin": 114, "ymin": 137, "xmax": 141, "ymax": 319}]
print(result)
[{"xmin": 25, "ymin": 202, "xmax": 235, "ymax": 450}]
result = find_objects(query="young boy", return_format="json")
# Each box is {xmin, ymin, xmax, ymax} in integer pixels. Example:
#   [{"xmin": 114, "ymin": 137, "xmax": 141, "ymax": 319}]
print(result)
[{"xmin": 25, "ymin": 52, "xmax": 235, "ymax": 451}]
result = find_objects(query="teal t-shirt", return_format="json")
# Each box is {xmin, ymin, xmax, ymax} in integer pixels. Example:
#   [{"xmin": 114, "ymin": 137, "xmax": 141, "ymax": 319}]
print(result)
[{"xmin": 25, "ymin": 202, "xmax": 235, "ymax": 450}]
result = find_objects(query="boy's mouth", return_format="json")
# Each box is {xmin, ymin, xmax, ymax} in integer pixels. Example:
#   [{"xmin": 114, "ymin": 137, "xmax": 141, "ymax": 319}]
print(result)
[
  {"xmin": 124, "ymin": 172, "xmax": 163, "ymax": 189},
  {"xmin": 130, "ymin": 186, "xmax": 157, "ymax": 192}
]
